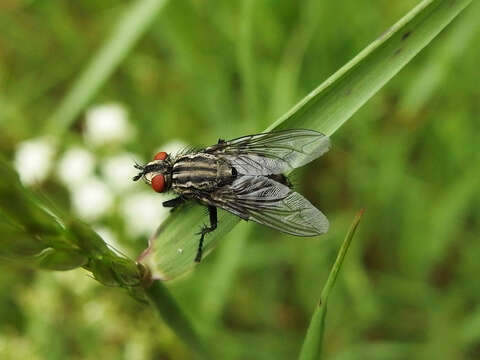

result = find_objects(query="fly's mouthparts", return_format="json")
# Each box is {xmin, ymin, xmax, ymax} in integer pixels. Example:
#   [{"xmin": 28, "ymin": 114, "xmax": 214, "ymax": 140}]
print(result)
[{"xmin": 132, "ymin": 173, "xmax": 143, "ymax": 181}]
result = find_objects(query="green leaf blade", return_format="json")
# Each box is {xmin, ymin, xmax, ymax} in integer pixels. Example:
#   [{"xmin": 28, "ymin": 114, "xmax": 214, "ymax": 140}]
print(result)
[
  {"xmin": 298, "ymin": 209, "xmax": 364, "ymax": 360},
  {"xmin": 270, "ymin": 0, "xmax": 472, "ymax": 136},
  {"xmin": 141, "ymin": 205, "xmax": 239, "ymax": 280},
  {"xmin": 143, "ymin": 0, "xmax": 472, "ymax": 280}
]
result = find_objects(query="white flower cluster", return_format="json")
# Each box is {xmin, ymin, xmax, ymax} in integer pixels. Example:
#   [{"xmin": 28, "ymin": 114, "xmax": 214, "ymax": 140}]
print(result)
[
  {"xmin": 14, "ymin": 103, "xmax": 186, "ymax": 242},
  {"xmin": 14, "ymin": 137, "xmax": 55, "ymax": 185}
]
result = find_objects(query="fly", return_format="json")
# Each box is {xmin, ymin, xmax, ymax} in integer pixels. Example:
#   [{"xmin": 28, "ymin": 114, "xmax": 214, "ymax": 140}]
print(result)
[{"xmin": 133, "ymin": 129, "xmax": 330, "ymax": 262}]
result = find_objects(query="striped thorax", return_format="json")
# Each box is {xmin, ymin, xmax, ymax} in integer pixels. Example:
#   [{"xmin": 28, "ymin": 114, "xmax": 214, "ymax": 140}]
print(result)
[
  {"xmin": 171, "ymin": 153, "xmax": 236, "ymax": 193},
  {"xmin": 135, "ymin": 152, "xmax": 236, "ymax": 196}
]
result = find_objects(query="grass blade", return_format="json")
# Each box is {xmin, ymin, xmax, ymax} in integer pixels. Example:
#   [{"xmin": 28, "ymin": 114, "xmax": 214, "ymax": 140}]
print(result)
[
  {"xmin": 298, "ymin": 209, "xmax": 364, "ymax": 360},
  {"xmin": 142, "ymin": 0, "xmax": 472, "ymax": 280},
  {"xmin": 45, "ymin": 0, "xmax": 168, "ymax": 137},
  {"xmin": 399, "ymin": 0, "xmax": 480, "ymax": 114},
  {"xmin": 269, "ymin": 0, "xmax": 472, "ymax": 135}
]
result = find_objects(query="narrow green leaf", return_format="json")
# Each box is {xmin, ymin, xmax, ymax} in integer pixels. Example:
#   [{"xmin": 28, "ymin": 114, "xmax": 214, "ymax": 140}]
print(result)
[
  {"xmin": 399, "ymin": 0, "xmax": 480, "ymax": 113},
  {"xmin": 298, "ymin": 209, "xmax": 364, "ymax": 360},
  {"xmin": 45, "ymin": 0, "xmax": 168, "ymax": 137},
  {"xmin": 140, "ymin": 203, "xmax": 239, "ymax": 280},
  {"xmin": 142, "ymin": 0, "xmax": 471, "ymax": 280},
  {"xmin": 269, "ymin": 0, "xmax": 472, "ymax": 135},
  {"xmin": 144, "ymin": 280, "xmax": 210, "ymax": 359}
]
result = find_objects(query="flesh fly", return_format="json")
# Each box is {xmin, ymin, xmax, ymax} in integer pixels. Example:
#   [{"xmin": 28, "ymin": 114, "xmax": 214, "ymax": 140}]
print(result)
[{"xmin": 133, "ymin": 129, "xmax": 330, "ymax": 262}]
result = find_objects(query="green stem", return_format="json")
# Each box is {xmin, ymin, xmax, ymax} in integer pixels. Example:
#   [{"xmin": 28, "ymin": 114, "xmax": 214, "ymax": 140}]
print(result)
[{"xmin": 144, "ymin": 280, "xmax": 210, "ymax": 360}]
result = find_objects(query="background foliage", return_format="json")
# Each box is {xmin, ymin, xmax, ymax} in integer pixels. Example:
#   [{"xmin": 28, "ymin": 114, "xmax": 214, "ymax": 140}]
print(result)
[{"xmin": 0, "ymin": 0, "xmax": 479, "ymax": 359}]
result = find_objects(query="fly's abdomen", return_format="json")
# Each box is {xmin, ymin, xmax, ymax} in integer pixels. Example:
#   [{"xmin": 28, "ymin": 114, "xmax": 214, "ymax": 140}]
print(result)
[{"xmin": 171, "ymin": 153, "xmax": 235, "ymax": 192}]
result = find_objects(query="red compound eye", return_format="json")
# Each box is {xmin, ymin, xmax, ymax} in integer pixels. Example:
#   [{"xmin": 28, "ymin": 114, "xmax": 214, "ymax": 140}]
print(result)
[
  {"xmin": 151, "ymin": 174, "xmax": 166, "ymax": 193},
  {"xmin": 153, "ymin": 152, "xmax": 168, "ymax": 161}
]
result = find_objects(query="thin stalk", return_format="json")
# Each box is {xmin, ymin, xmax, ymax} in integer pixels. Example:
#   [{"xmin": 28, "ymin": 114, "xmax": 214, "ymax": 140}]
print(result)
[
  {"xmin": 298, "ymin": 209, "xmax": 365, "ymax": 360},
  {"xmin": 144, "ymin": 280, "xmax": 210, "ymax": 360}
]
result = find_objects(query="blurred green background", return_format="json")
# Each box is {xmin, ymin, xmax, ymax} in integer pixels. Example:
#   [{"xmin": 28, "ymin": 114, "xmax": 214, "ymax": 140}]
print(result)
[{"xmin": 1, "ymin": 0, "xmax": 479, "ymax": 359}]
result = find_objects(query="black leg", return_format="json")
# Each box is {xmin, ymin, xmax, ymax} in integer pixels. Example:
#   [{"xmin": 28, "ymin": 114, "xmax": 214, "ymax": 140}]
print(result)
[
  {"xmin": 162, "ymin": 197, "xmax": 184, "ymax": 212},
  {"xmin": 195, "ymin": 206, "xmax": 217, "ymax": 262},
  {"xmin": 217, "ymin": 138, "xmax": 225, "ymax": 144}
]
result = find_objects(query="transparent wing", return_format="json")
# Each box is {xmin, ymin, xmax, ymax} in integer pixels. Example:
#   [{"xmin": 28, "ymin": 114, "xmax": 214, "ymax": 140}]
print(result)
[
  {"xmin": 204, "ymin": 129, "xmax": 330, "ymax": 175},
  {"xmin": 207, "ymin": 175, "xmax": 329, "ymax": 236}
]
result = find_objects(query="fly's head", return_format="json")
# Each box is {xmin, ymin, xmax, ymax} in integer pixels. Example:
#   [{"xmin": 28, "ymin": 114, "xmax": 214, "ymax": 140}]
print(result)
[{"xmin": 133, "ymin": 151, "xmax": 173, "ymax": 193}]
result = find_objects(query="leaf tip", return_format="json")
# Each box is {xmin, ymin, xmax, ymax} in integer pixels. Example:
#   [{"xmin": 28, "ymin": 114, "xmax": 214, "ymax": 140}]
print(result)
[{"xmin": 355, "ymin": 208, "xmax": 365, "ymax": 223}]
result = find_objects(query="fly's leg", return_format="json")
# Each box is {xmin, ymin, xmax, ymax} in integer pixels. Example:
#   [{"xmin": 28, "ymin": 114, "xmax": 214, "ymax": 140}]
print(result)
[
  {"xmin": 195, "ymin": 206, "xmax": 217, "ymax": 262},
  {"xmin": 162, "ymin": 197, "xmax": 185, "ymax": 212},
  {"xmin": 217, "ymin": 138, "xmax": 225, "ymax": 144}
]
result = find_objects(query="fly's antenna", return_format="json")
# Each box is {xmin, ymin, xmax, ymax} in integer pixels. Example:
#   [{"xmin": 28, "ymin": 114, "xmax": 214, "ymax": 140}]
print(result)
[
  {"xmin": 133, "ymin": 162, "xmax": 161, "ymax": 181},
  {"xmin": 133, "ymin": 162, "xmax": 145, "ymax": 181}
]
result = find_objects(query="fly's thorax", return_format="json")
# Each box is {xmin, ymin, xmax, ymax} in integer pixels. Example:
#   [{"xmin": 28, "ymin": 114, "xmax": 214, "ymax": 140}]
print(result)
[
  {"xmin": 171, "ymin": 153, "xmax": 236, "ymax": 192},
  {"xmin": 216, "ymin": 159, "xmax": 236, "ymax": 186}
]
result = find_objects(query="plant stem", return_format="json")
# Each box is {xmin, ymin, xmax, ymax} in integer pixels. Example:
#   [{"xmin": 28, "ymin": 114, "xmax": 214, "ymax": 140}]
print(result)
[{"xmin": 144, "ymin": 280, "xmax": 210, "ymax": 360}]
